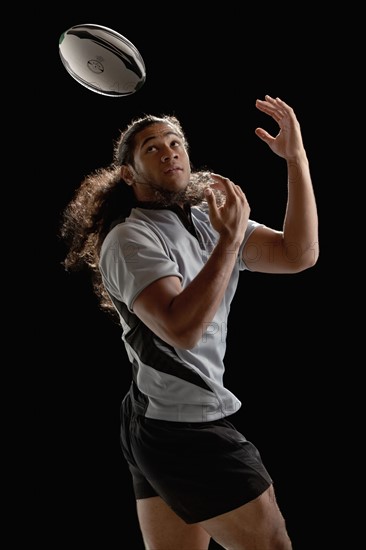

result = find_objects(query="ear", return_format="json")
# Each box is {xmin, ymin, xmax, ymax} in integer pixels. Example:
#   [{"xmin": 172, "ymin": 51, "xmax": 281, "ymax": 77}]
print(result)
[{"xmin": 120, "ymin": 165, "xmax": 133, "ymax": 186}]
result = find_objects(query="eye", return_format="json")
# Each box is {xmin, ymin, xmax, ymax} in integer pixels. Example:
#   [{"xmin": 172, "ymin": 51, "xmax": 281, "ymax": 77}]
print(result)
[
  {"xmin": 146, "ymin": 144, "xmax": 158, "ymax": 153},
  {"xmin": 171, "ymin": 139, "xmax": 181, "ymax": 148}
]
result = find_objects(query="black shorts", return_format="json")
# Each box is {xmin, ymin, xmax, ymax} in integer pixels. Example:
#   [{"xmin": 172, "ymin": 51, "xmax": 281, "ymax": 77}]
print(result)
[{"xmin": 120, "ymin": 383, "xmax": 272, "ymax": 524}]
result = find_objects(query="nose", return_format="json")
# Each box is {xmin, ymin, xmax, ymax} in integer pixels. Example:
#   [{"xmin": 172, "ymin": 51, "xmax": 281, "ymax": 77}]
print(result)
[{"xmin": 161, "ymin": 148, "xmax": 177, "ymax": 162}]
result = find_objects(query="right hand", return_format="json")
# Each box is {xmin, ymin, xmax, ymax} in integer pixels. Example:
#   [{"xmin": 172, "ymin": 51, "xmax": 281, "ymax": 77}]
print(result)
[{"xmin": 205, "ymin": 173, "xmax": 250, "ymax": 244}]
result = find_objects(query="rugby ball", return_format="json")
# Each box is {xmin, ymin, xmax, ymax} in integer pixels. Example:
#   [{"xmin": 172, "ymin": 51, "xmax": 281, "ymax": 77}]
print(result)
[{"xmin": 59, "ymin": 24, "xmax": 146, "ymax": 97}]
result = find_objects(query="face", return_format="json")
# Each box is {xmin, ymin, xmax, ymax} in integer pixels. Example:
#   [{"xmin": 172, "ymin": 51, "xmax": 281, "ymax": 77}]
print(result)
[{"xmin": 121, "ymin": 122, "xmax": 191, "ymax": 202}]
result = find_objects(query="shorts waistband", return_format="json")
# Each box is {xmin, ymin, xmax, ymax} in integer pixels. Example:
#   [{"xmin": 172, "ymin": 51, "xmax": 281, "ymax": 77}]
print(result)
[{"xmin": 129, "ymin": 381, "xmax": 149, "ymax": 416}]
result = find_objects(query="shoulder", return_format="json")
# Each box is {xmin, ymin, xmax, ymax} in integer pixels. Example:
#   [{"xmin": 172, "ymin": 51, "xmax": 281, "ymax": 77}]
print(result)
[{"xmin": 101, "ymin": 213, "xmax": 163, "ymax": 257}]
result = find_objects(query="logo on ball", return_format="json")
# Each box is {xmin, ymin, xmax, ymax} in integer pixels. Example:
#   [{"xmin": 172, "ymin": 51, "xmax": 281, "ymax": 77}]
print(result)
[{"xmin": 87, "ymin": 59, "xmax": 104, "ymax": 74}]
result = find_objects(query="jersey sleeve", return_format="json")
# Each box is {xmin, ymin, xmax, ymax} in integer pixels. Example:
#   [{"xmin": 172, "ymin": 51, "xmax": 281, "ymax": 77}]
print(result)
[
  {"xmin": 99, "ymin": 221, "xmax": 183, "ymax": 312},
  {"xmin": 238, "ymin": 220, "xmax": 264, "ymax": 271}
]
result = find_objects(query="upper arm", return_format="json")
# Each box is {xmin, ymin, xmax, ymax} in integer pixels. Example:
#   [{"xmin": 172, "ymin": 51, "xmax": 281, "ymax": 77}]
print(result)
[
  {"xmin": 243, "ymin": 225, "xmax": 300, "ymax": 273},
  {"xmin": 132, "ymin": 275, "xmax": 185, "ymax": 345}
]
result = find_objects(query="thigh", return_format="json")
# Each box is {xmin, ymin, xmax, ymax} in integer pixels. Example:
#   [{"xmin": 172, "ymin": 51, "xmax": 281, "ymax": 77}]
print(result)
[
  {"xmin": 137, "ymin": 496, "xmax": 211, "ymax": 550},
  {"xmin": 199, "ymin": 485, "xmax": 292, "ymax": 550}
]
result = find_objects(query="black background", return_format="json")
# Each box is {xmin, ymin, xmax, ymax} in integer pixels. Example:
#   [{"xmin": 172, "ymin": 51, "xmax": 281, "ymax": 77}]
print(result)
[{"xmin": 30, "ymin": 6, "xmax": 336, "ymax": 549}]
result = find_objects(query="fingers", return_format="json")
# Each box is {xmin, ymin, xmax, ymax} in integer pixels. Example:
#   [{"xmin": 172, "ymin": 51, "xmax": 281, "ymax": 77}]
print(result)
[
  {"xmin": 208, "ymin": 173, "xmax": 245, "ymax": 200},
  {"xmin": 254, "ymin": 127, "xmax": 273, "ymax": 144},
  {"xmin": 204, "ymin": 173, "xmax": 250, "ymax": 239},
  {"xmin": 255, "ymin": 95, "xmax": 294, "ymax": 123}
]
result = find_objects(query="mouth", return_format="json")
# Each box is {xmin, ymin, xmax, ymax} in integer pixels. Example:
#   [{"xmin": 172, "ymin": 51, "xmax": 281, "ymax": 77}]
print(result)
[{"xmin": 163, "ymin": 166, "xmax": 182, "ymax": 174}]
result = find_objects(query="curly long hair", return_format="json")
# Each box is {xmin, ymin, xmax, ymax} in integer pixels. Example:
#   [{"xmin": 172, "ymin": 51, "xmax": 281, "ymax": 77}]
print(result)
[{"xmin": 59, "ymin": 114, "xmax": 218, "ymax": 318}]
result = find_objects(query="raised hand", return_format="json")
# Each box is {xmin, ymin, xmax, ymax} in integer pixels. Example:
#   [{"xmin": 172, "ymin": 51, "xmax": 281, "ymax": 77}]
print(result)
[{"xmin": 255, "ymin": 95, "xmax": 305, "ymax": 160}]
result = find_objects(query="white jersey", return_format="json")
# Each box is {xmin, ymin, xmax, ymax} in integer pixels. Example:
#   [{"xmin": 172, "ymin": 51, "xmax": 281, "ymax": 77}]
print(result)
[{"xmin": 99, "ymin": 203, "xmax": 261, "ymax": 422}]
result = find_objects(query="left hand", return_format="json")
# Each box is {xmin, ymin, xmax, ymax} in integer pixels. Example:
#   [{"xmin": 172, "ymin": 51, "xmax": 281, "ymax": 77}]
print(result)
[{"xmin": 255, "ymin": 95, "xmax": 305, "ymax": 160}]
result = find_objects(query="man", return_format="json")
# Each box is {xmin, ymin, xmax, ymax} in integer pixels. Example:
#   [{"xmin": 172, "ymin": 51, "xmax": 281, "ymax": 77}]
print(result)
[{"xmin": 60, "ymin": 95, "xmax": 318, "ymax": 549}]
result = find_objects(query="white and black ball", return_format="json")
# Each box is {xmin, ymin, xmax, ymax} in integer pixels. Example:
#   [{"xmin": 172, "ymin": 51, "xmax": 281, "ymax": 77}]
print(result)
[{"xmin": 59, "ymin": 23, "xmax": 146, "ymax": 97}]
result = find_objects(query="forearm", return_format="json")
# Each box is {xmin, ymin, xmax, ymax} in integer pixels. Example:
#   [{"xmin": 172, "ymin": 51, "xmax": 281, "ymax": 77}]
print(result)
[
  {"xmin": 282, "ymin": 152, "xmax": 319, "ymax": 268},
  {"xmin": 166, "ymin": 236, "xmax": 240, "ymax": 348}
]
